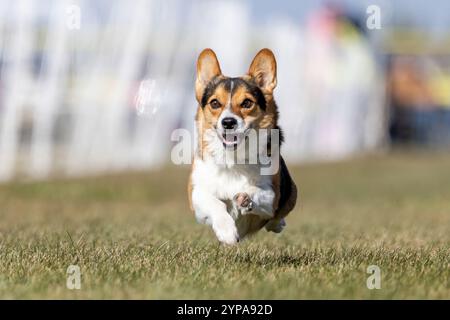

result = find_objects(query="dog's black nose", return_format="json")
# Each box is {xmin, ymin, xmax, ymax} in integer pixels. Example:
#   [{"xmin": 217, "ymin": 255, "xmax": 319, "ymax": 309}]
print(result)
[{"xmin": 221, "ymin": 117, "xmax": 237, "ymax": 130}]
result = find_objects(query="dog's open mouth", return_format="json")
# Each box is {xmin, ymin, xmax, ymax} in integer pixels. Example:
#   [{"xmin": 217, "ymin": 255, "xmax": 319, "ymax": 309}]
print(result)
[
  {"xmin": 221, "ymin": 132, "xmax": 239, "ymax": 148},
  {"xmin": 219, "ymin": 128, "xmax": 253, "ymax": 149}
]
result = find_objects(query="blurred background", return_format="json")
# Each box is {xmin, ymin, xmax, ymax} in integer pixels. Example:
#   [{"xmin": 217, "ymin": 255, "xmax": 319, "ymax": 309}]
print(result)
[{"xmin": 1, "ymin": 0, "xmax": 450, "ymax": 182}]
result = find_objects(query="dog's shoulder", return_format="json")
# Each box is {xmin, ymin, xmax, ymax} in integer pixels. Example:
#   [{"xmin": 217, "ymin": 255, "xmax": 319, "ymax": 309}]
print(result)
[{"xmin": 272, "ymin": 156, "xmax": 297, "ymax": 218}]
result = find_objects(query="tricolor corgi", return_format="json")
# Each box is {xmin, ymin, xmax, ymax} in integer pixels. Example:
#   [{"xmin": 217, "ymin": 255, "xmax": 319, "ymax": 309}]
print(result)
[{"xmin": 188, "ymin": 48, "xmax": 297, "ymax": 245}]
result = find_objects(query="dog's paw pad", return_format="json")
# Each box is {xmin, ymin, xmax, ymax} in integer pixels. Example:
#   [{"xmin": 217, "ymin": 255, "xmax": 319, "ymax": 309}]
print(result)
[{"xmin": 233, "ymin": 193, "xmax": 254, "ymax": 212}]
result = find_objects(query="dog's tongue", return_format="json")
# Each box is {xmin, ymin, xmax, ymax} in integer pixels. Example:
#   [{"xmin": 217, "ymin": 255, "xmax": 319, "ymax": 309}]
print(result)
[{"xmin": 223, "ymin": 134, "xmax": 236, "ymax": 143}]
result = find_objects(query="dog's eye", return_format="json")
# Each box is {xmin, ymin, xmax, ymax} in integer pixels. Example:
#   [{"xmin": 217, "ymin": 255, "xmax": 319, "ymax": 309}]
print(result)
[
  {"xmin": 209, "ymin": 99, "xmax": 221, "ymax": 109},
  {"xmin": 241, "ymin": 99, "xmax": 253, "ymax": 109}
]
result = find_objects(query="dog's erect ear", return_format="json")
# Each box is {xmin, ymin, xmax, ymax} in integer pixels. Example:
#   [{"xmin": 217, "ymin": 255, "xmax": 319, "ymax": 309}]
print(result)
[
  {"xmin": 248, "ymin": 48, "xmax": 277, "ymax": 94},
  {"xmin": 196, "ymin": 49, "xmax": 222, "ymax": 102}
]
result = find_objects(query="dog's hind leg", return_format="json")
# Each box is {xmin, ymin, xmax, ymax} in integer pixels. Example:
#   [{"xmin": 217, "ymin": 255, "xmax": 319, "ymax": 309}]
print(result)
[{"xmin": 264, "ymin": 218, "xmax": 286, "ymax": 233}]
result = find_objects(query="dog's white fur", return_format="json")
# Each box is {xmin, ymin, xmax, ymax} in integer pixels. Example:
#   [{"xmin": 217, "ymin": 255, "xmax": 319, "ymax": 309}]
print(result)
[{"xmin": 191, "ymin": 128, "xmax": 277, "ymax": 245}]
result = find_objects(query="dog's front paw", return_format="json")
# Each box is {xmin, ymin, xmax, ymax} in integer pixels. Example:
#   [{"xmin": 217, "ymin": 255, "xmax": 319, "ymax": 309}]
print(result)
[
  {"xmin": 233, "ymin": 192, "xmax": 254, "ymax": 215},
  {"xmin": 213, "ymin": 218, "xmax": 240, "ymax": 245}
]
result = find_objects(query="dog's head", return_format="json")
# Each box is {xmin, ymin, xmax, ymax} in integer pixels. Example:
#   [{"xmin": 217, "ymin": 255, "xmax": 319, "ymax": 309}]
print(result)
[{"xmin": 195, "ymin": 48, "xmax": 278, "ymax": 149}]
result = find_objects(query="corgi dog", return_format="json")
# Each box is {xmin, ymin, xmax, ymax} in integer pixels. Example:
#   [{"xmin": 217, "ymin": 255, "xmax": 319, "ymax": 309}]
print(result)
[{"xmin": 188, "ymin": 48, "xmax": 297, "ymax": 245}]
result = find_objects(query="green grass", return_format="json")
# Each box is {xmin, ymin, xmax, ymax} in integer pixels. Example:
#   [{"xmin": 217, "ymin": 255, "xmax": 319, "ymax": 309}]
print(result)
[{"xmin": 0, "ymin": 152, "xmax": 449, "ymax": 299}]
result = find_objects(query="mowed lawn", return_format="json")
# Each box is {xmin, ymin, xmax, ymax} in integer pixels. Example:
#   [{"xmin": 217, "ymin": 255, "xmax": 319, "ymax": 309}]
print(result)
[{"xmin": 0, "ymin": 152, "xmax": 449, "ymax": 299}]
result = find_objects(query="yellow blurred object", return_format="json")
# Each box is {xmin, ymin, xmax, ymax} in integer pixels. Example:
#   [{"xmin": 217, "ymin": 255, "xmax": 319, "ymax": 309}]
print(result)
[
  {"xmin": 337, "ymin": 20, "xmax": 361, "ymax": 42},
  {"xmin": 429, "ymin": 73, "xmax": 450, "ymax": 108}
]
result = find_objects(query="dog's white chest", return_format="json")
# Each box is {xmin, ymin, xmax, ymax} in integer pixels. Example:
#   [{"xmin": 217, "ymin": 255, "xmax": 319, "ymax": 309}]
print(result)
[{"xmin": 192, "ymin": 157, "xmax": 267, "ymax": 201}]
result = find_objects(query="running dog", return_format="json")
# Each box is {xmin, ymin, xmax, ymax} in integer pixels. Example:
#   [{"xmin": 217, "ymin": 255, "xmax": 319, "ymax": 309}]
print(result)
[{"xmin": 188, "ymin": 48, "xmax": 297, "ymax": 244}]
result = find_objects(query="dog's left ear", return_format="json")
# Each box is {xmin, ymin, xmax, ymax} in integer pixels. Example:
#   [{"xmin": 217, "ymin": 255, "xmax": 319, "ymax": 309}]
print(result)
[
  {"xmin": 196, "ymin": 49, "xmax": 222, "ymax": 103},
  {"xmin": 248, "ymin": 48, "xmax": 277, "ymax": 94}
]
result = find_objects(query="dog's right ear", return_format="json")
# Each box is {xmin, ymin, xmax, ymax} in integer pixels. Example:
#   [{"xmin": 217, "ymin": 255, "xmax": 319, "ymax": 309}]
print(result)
[
  {"xmin": 196, "ymin": 49, "xmax": 222, "ymax": 103},
  {"xmin": 248, "ymin": 48, "xmax": 277, "ymax": 94}
]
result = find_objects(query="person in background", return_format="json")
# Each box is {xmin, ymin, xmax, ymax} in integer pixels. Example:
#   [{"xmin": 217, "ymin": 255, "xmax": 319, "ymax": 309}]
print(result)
[{"xmin": 388, "ymin": 55, "xmax": 450, "ymax": 147}]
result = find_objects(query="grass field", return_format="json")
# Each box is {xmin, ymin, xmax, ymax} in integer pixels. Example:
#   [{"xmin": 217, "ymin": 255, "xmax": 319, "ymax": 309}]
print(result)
[{"xmin": 0, "ymin": 152, "xmax": 449, "ymax": 299}]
